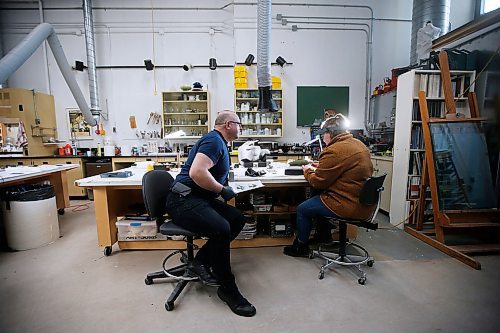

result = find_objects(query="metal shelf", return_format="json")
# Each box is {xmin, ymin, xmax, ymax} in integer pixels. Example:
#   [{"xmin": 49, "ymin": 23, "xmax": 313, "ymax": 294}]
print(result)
[
  {"xmin": 236, "ymin": 111, "xmax": 282, "ymax": 113},
  {"xmin": 164, "ymin": 112, "xmax": 208, "ymax": 115}
]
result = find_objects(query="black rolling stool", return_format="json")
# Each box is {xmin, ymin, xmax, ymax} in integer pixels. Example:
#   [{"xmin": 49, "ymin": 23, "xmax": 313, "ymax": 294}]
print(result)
[
  {"xmin": 142, "ymin": 170, "xmax": 200, "ymax": 311},
  {"xmin": 310, "ymin": 174, "xmax": 386, "ymax": 285}
]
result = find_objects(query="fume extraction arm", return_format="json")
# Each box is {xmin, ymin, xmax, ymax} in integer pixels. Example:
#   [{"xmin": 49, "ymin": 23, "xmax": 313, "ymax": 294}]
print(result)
[{"xmin": 0, "ymin": 23, "xmax": 98, "ymax": 127}]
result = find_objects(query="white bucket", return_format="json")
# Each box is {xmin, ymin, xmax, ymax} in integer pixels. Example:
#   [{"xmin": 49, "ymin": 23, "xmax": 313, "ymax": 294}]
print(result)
[{"xmin": 1, "ymin": 197, "xmax": 60, "ymax": 250}]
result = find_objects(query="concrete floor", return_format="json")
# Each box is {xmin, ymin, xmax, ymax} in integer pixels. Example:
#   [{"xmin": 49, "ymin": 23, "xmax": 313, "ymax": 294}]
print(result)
[{"xmin": 1, "ymin": 201, "xmax": 499, "ymax": 333}]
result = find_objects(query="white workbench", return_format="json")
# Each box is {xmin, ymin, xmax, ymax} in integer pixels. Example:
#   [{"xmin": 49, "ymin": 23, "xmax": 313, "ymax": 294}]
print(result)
[
  {"xmin": 0, "ymin": 164, "xmax": 78, "ymax": 214},
  {"xmin": 75, "ymin": 162, "xmax": 308, "ymax": 255},
  {"xmin": 0, "ymin": 164, "xmax": 78, "ymax": 185},
  {"xmin": 75, "ymin": 162, "xmax": 307, "ymax": 187}
]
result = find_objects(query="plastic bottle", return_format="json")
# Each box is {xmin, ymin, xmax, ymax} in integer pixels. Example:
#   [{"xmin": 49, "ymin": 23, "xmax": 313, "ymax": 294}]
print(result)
[
  {"xmin": 276, "ymin": 128, "xmax": 282, "ymax": 136},
  {"xmin": 255, "ymin": 113, "xmax": 261, "ymax": 124},
  {"xmin": 97, "ymin": 143, "xmax": 102, "ymax": 156},
  {"xmin": 64, "ymin": 143, "xmax": 72, "ymax": 156}
]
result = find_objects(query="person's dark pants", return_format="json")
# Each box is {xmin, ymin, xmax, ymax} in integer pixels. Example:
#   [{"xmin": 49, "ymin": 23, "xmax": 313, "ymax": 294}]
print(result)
[
  {"xmin": 165, "ymin": 192, "xmax": 245, "ymax": 286},
  {"xmin": 296, "ymin": 195, "xmax": 338, "ymax": 244}
]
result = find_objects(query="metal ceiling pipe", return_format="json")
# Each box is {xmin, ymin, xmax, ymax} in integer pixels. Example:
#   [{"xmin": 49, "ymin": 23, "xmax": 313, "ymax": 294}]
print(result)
[
  {"xmin": 278, "ymin": 14, "xmax": 411, "ymax": 23},
  {"xmin": 38, "ymin": 0, "xmax": 51, "ymax": 93},
  {"xmin": 83, "ymin": 0, "xmax": 101, "ymax": 119},
  {"xmin": 0, "ymin": 23, "xmax": 97, "ymax": 126},
  {"xmin": 257, "ymin": 0, "xmax": 278, "ymax": 112},
  {"xmin": 410, "ymin": 0, "xmax": 450, "ymax": 64}
]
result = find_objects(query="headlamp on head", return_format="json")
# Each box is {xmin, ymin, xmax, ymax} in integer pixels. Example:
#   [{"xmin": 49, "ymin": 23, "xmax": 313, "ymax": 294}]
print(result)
[{"xmin": 317, "ymin": 114, "xmax": 350, "ymax": 135}]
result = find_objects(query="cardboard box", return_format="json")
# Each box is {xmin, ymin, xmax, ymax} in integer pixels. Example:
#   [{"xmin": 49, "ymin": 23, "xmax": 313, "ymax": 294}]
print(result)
[{"xmin": 116, "ymin": 217, "xmax": 168, "ymax": 241}]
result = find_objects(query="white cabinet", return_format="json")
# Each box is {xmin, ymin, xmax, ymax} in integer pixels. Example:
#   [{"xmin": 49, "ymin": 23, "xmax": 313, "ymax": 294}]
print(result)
[
  {"xmin": 371, "ymin": 156, "xmax": 393, "ymax": 213},
  {"xmin": 390, "ymin": 69, "xmax": 475, "ymax": 228}
]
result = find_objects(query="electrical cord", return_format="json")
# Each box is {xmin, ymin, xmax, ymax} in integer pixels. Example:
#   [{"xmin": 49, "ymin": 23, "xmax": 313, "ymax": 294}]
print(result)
[
  {"xmin": 69, "ymin": 200, "xmax": 92, "ymax": 212},
  {"xmin": 377, "ymin": 200, "xmax": 420, "ymax": 230}
]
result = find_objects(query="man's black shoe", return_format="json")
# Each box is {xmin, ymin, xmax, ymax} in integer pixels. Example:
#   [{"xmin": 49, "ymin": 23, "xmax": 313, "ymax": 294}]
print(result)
[
  {"xmin": 187, "ymin": 262, "xmax": 220, "ymax": 287},
  {"xmin": 283, "ymin": 238, "xmax": 310, "ymax": 257},
  {"xmin": 217, "ymin": 287, "xmax": 256, "ymax": 317}
]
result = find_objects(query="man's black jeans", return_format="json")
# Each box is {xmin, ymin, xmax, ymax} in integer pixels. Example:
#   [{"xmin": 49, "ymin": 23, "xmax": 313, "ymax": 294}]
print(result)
[{"xmin": 165, "ymin": 192, "xmax": 245, "ymax": 286}]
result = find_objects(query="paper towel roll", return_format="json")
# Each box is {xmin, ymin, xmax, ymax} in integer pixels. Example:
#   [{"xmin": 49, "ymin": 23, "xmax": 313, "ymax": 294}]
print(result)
[{"xmin": 104, "ymin": 145, "xmax": 115, "ymax": 156}]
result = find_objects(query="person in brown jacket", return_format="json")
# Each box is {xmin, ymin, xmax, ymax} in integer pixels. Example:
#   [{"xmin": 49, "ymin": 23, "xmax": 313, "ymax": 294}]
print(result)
[{"xmin": 284, "ymin": 114, "xmax": 374, "ymax": 257}]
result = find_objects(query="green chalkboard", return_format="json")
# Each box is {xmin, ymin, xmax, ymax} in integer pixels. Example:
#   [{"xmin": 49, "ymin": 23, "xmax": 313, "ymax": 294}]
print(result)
[{"xmin": 297, "ymin": 86, "xmax": 349, "ymax": 126}]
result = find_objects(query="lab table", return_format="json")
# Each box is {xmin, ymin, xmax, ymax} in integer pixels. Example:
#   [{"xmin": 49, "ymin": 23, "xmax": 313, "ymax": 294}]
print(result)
[
  {"xmin": 76, "ymin": 164, "xmax": 358, "ymax": 255},
  {"xmin": 0, "ymin": 164, "xmax": 78, "ymax": 214}
]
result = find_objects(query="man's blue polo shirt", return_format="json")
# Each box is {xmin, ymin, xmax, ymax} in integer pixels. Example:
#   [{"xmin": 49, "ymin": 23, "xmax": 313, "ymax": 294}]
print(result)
[{"xmin": 175, "ymin": 130, "xmax": 230, "ymax": 198}]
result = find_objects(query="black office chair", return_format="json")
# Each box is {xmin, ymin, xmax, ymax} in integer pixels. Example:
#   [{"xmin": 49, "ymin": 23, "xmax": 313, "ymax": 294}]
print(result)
[
  {"xmin": 310, "ymin": 174, "xmax": 386, "ymax": 285},
  {"xmin": 142, "ymin": 170, "xmax": 200, "ymax": 311}
]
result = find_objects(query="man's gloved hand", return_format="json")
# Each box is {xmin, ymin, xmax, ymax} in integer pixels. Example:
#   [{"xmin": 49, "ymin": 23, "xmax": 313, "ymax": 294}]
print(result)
[{"xmin": 219, "ymin": 186, "xmax": 237, "ymax": 201}]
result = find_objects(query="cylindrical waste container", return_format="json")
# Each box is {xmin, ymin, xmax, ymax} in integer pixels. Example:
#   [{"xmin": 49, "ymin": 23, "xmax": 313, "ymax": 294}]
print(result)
[{"xmin": 1, "ymin": 184, "xmax": 60, "ymax": 250}]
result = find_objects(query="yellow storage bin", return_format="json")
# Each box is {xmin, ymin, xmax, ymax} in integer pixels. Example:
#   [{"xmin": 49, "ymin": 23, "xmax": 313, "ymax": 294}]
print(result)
[
  {"xmin": 234, "ymin": 65, "xmax": 247, "ymax": 77},
  {"xmin": 234, "ymin": 77, "xmax": 247, "ymax": 85},
  {"xmin": 272, "ymin": 76, "xmax": 281, "ymax": 89}
]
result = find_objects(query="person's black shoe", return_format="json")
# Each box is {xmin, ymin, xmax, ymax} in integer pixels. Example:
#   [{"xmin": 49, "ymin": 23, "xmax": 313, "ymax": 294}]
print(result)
[
  {"xmin": 187, "ymin": 262, "xmax": 220, "ymax": 287},
  {"xmin": 217, "ymin": 286, "xmax": 256, "ymax": 317},
  {"xmin": 283, "ymin": 238, "xmax": 310, "ymax": 257}
]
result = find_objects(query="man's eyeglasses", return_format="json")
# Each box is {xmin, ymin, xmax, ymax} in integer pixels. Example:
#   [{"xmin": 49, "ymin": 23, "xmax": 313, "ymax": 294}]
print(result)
[{"xmin": 227, "ymin": 121, "xmax": 242, "ymax": 127}]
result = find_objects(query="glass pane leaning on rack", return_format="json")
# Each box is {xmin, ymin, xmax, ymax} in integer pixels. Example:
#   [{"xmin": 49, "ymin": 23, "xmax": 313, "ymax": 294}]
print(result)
[{"xmin": 430, "ymin": 122, "xmax": 496, "ymax": 210}]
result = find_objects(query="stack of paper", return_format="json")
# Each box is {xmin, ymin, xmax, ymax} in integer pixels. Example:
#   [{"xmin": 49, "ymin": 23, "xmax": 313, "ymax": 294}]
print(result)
[{"xmin": 236, "ymin": 220, "xmax": 257, "ymax": 240}]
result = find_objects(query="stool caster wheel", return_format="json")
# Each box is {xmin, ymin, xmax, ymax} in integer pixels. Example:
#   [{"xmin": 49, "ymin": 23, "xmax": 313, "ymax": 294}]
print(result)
[
  {"xmin": 358, "ymin": 277, "xmax": 366, "ymax": 285},
  {"xmin": 145, "ymin": 277, "xmax": 153, "ymax": 285},
  {"xmin": 58, "ymin": 208, "xmax": 65, "ymax": 215},
  {"xmin": 367, "ymin": 260, "xmax": 374, "ymax": 267},
  {"xmin": 104, "ymin": 246, "xmax": 112, "ymax": 256},
  {"xmin": 165, "ymin": 302, "xmax": 174, "ymax": 311},
  {"xmin": 318, "ymin": 271, "xmax": 324, "ymax": 280}
]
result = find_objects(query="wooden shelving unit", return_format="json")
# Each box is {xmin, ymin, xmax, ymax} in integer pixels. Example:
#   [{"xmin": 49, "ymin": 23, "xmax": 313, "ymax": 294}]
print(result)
[
  {"xmin": 235, "ymin": 88, "xmax": 283, "ymax": 138},
  {"xmin": 162, "ymin": 91, "xmax": 210, "ymax": 138}
]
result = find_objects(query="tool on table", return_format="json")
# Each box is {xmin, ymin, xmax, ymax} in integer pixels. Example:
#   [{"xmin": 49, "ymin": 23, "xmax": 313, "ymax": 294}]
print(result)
[
  {"xmin": 100, "ymin": 171, "xmax": 133, "ymax": 178},
  {"xmin": 245, "ymin": 168, "xmax": 266, "ymax": 177}
]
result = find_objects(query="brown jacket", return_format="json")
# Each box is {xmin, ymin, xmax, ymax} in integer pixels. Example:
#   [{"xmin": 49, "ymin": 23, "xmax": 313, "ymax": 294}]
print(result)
[{"xmin": 304, "ymin": 132, "xmax": 374, "ymax": 220}]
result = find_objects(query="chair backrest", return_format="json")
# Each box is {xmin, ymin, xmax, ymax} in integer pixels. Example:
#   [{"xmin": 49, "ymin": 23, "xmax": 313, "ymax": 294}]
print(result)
[
  {"xmin": 359, "ymin": 174, "xmax": 387, "ymax": 206},
  {"xmin": 142, "ymin": 170, "xmax": 175, "ymax": 219}
]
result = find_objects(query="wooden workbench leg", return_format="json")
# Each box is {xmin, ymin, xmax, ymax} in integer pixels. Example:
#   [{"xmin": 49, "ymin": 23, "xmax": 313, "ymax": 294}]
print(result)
[
  {"xmin": 93, "ymin": 187, "xmax": 118, "ymax": 248},
  {"xmin": 47, "ymin": 170, "xmax": 70, "ymax": 210}
]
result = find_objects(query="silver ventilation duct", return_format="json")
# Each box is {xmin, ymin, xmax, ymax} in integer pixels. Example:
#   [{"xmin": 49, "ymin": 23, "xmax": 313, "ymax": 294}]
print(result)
[
  {"xmin": 83, "ymin": 0, "xmax": 101, "ymax": 117},
  {"xmin": 410, "ymin": 0, "xmax": 450, "ymax": 64},
  {"xmin": 257, "ymin": 0, "xmax": 278, "ymax": 112},
  {"xmin": 0, "ymin": 31, "xmax": 5, "ymax": 88},
  {"xmin": 0, "ymin": 23, "xmax": 97, "ymax": 126}
]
